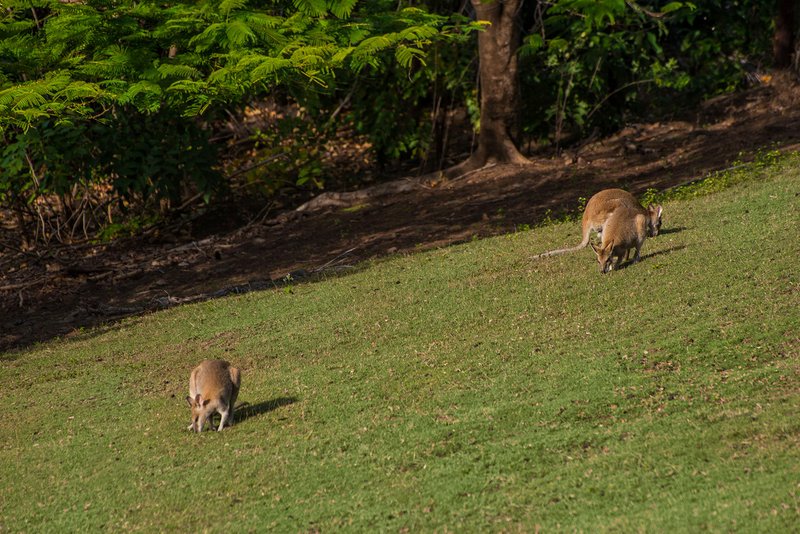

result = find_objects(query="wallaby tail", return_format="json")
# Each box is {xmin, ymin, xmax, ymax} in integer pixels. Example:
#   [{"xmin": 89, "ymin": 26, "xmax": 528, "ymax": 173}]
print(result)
[{"xmin": 531, "ymin": 232, "xmax": 591, "ymax": 260}]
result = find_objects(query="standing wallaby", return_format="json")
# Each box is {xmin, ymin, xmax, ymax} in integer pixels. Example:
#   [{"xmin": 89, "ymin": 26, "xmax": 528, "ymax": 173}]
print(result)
[
  {"xmin": 533, "ymin": 188, "xmax": 662, "ymax": 259},
  {"xmin": 186, "ymin": 360, "xmax": 241, "ymax": 432},
  {"xmin": 590, "ymin": 204, "xmax": 648, "ymax": 273}
]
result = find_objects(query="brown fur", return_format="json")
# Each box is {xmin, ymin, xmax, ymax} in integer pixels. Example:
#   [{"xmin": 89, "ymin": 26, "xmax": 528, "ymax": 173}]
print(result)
[
  {"xmin": 533, "ymin": 189, "xmax": 662, "ymax": 259},
  {"xmin": 590, "ymin": 205, "xmax": 648, "ymax": 273},
  {"xmin": 186, "ymin": 360, "xmax": 241, "ymax": 432}
]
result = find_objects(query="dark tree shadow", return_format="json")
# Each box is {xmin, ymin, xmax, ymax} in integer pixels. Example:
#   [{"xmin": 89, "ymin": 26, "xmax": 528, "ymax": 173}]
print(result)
[{"xmin": 234, "ymin": 397, "xmax": 298, "ymax": 424}]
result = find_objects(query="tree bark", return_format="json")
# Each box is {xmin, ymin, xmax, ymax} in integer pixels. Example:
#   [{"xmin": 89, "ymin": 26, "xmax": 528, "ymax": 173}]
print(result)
[
  {"xmin": 447, "ymin": 0, "xmax": 528, "ymax": 176},
  {"xmin": 773, "ymin": 0, "xmax": 796, "ymax": 68}
]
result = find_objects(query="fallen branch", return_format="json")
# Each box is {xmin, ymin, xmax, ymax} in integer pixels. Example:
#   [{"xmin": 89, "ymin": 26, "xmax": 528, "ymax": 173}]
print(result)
[
  {"xmin": 0, "ymin": 277, "xmax": 49, "ymax": 292},
  {"xmin": 445, "ymin": 162, "xmax": 497, "ymax": 184},
  {"xmin": 294, "ymin": 173, "xmax": 436, "ymax": 212}
]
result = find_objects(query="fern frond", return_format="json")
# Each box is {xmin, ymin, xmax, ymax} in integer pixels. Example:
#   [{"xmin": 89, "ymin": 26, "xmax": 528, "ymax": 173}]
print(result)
[
  {"xmin": 244, "ymin": 13, "xmax": 287, "ymax": 46},
  {"xmin": 329, "ymin": 46, "xmax": 353, "ymax": 66},
  {"xmin": 397, "ymin": 25, "xmax": 439, "ymax": 43},
  {"xmin": 44, "ymin": 11, "xmax": 105, "ymax": 54},
  {"xmin": 189, "ymin": 23, "xmax": 226, "ymax": 52},
  {"xmin": 55, "ymin": 80, "xmax": 104, "ymax": 101},
  {"xmin": 395, "ymin": 45, "xmax": 426, "ymax": 68},
  {"xmin": 219, "ymin": 0, "xmax": 248, "ymax": 17},
  {"xmin": 166, "ymin": 79, "xmax": 206, "ymax": 94},
  {"xmin": 0, "ymin": 34, "xmax": 36, "ymax": 60},
  {"xmin": 247, "ymin": 56, "xmax": 293, "ymax": 82},
  {"xmin": 16, "ymin": 107, "xmax": 50, "ymax": 123},
  {"xmin": 12, "ymin": 90, "xmax": 48, "ymax": 110},
  {"xmin": 354, "ymin": 34, "xmax": 396, "ymax": 55},
  {"xmin": 293, "ymin": 0, "xmax": 327, "ymax": 17},
  {"xmin": 79, "ymin": 45, "xmax": 137, "ymax": 79},
  {"xmin": 328, "ymin": 0, "xmax": 357, "ymax": 19},
  {"xmin": 225, "ymin": 18, "xmax": 257, "ymax": 47},
  {"xmin": 157, "ymin": 63, "xmax": 202, "ymax": 80},
  {"xmin": 118, "ymin": 80, "xmax": 162, "ymax": 109},
  {"xmin": 0, "ymin": 19, "xmax": 36, "ymax": 36}
]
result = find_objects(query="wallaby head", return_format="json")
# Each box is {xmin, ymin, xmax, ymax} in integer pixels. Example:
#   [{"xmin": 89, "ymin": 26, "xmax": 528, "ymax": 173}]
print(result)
[
  {"xmin": 646, "ymin": 204, "xmax": 663, "ymax": 237},
  {"xmin": 590, "ymin": 241, "xmax": 615, "ymax": 274},
  {"xmin": 186, "ymin": 393, "xmax": 212, "ymax": 433}
]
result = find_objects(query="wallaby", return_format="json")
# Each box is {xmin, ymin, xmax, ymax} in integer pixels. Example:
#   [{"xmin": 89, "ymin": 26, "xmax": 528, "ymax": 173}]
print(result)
[
  {"xmin": 590, "ymin": 204, "xmax": 648, "ymax": 273},
  {"xmin": 533, "ymin": 188, "xmax": 662, "ymax": 259},
  {"xmin": 186, "ymin": 360, "xmax": 241, "ymax": 432}
]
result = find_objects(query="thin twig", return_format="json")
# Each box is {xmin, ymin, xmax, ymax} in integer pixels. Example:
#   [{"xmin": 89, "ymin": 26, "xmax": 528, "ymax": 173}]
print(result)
[
  {"xmin": 0, "ymin": 277, "xmax": 49, "ymax": 292},
  {"xmin": 225, "ymin": 152, "xmax": 290, "ymax": 181},
  {"xmin": 313, "ymin": 247, "xmax": 358, "ymax": 272},
  {"xmin": 586, "ymin": 79, "xmax": 655, "ymax": 121},
  {"xmin": 323, "ymin": 81, "xmax": 358, "ymax": 134}
]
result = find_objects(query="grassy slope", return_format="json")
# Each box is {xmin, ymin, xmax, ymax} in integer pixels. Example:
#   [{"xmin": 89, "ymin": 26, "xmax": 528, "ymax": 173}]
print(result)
[{"xmin": 2, "ymin": 161, "xmax": 799, "ymax": 532}]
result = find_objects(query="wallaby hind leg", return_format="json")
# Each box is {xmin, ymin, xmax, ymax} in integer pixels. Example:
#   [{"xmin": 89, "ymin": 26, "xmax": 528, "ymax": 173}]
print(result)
[
  {"xmin": 217, "ymin": 408, "xmax": 230, "ymax": 431},
  {"xmin": 632, "ymin": 244, "xmax": 642, "ymax": 264},
  {"xmin": 613, "ymin": 249, "xmax": 626, "ymax": 270}
]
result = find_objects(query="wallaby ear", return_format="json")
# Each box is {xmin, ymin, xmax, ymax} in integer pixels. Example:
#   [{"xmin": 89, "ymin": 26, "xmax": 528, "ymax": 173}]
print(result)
[
  {"xmin": 202, "ymin": 398, "xmax": 211, "ymax": 407},
  {"xmin": 590, "ymin": 242, "xmax": 600, "ymax": 254},
  {"xmin": 657, "ymin": 205, "xmax": 663, "ymax": 218},
  {"xmin": 194, "ymin": 394, "xmax": 202, "ymax": 406},
  {"xmin": 185, "ymin": 396, "xmax": 194, "ymax": 408}
]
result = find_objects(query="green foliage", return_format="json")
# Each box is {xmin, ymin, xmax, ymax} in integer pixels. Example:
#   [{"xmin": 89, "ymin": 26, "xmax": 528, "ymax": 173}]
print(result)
[
  {"xmin": 0, "ymin": 0, "xmax": 786, "ymax": 245},
  {"xmin": 662, "ymin": 0, "xmax": 775, "ymax": 97},
  {"xmin": 343, "ymin": 11, "xmax": 479, "ymax": 165},
  {"xmin": 349, "ymin": 0, "xmax": 777, "ymax": 163},
  {"xmin": 515, "ymin": 0, "xmax": 776, "ymax": 143},
  {"xmin": 519, "ymin": 0, "xmax": 696, "ymax": 142},
  {"xmin": 244, "ymin": 106, "xmax": 326, "ymax": 193},
  {"xmin": 0, "ymin": 1, "xmax": 451, "ymax": 127},
  {"xmin": 0, "ymin": 108, "xmax": 219, "ymax": 246},
  {"xmin": 0, "ymin": 0, "xmax": 456, "ymax": 244},
  {"xmin": 95, "ymin": 214, "xmax": 159, "ymax": 242}
]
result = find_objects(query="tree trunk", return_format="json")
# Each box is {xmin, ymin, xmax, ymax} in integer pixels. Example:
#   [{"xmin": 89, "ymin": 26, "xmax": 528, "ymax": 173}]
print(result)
[
  {"xmin": 447, "ymin": 0, "xmax": 528, "ymax": 176},
  {"xmin": 773, "ymin": 0, "xmax": 796, "ymax": 68}
]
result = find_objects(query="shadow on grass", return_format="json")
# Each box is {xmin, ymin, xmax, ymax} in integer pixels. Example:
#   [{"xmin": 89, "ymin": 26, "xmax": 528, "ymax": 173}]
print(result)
[
  {"xmin": 658, "ymin": 226, "xmax": 688, "ymax": 236},
  {"xmin": 235, "ymin": 397, "xmax": 298, "ymax": 424},
  {"xmin": 614, "ymin": 244, "xmax": 688, "ymax": 270}
]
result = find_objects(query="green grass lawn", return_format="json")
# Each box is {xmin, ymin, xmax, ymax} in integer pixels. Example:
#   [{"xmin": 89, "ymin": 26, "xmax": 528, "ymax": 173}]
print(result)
[{"xmin": 2, "ymin": 158, "xmax": 799, "ymax": 532}]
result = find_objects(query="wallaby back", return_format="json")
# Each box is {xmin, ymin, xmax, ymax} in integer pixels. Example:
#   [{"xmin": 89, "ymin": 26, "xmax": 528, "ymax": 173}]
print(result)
[
  {"xmin": 186, "ymin": 360, "xmax": 241, "ymax": 432},
  {"xmin": 532, "ymin": 188, "xmax": 662, "ymax": 259},
  {"xmin": 590, "ymin": 205, "xmax": 648, "ymax": 273}
]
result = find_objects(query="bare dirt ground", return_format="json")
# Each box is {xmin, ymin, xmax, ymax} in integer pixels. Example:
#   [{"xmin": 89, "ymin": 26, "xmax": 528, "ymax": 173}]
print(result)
[{"xmin": 3, "ymin": 78, "xmax": 800, "ymax": 352}]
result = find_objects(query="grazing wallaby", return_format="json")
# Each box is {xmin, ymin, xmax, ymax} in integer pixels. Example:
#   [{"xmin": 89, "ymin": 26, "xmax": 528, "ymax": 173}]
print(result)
[
  {"xmin": 186, "ymin": 360, "xmax": 241, "ymax": 432},
  {"xmin": 590, "ymin": 204, "xmax": 648, "ymax": 273},
  {"xmin": 533, "ymin": 188, "xmax": 662, "ymax": 259}
]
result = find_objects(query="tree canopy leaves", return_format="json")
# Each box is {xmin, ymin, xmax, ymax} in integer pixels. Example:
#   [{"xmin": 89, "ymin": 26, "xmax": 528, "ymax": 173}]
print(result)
[{"xmin": 0, "ymin": 0, "xmax": 454, "ymax": 129}]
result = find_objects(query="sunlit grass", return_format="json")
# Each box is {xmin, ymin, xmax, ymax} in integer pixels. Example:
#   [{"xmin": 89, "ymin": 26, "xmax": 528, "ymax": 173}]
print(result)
[{"xmin": 2, "ymin": 158, "xmax": 799, "ymax": 531}]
